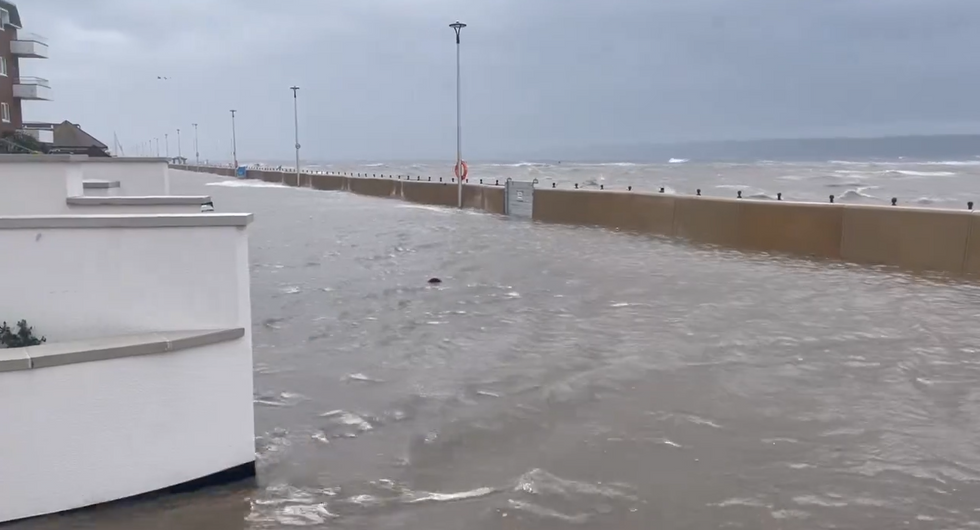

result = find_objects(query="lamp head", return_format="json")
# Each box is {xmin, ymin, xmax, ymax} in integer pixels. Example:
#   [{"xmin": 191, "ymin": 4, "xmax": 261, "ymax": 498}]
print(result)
[{"xmin": 450, "ymin": 21, "xmax": 466, "ymax": 42}]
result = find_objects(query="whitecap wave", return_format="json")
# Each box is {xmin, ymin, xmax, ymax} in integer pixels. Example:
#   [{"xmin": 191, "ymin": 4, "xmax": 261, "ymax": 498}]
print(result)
[
  {"xmin": 489, "ymin": 161, "xmax": 550, "ymax": 168},
  {"xmin": 581, "ymin": 176, "xmax": 606, "ymax": 187},
  {"xmin": 913, "ymin": 196, "xmax": 954, "ymax": 205},
  {"xmin": 668, "ymin": 158, "xmax": 689, "ymax": 164},
  {"xmin": 921, "ymin": 160, "xmax": 980, "ymax": 166},
  {"xmin": 891, "ymin": 170, "xmax": 956, "ymax": 177},
  {"xmin": 837, "ymin": 187, "xmax": 878, "ymax": 200}
]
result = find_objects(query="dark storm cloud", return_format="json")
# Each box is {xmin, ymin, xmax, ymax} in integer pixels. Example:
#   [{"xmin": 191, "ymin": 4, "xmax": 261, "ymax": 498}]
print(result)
[{"xmin": 17, "ymin": 0, "xmax": 980, "ymax": 161}]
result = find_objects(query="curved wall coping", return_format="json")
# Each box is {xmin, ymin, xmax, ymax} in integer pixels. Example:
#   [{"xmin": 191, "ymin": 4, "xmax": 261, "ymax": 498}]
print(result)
[
  {"xmin": 0, "ymin": 154, "xmax": 88, "ymax": 163},
  {"xmin": 83, "ymin": 180, "xmax": 121, "ymax": 189},
  {"xmin": 67, "ymin": 195, "xmax": 211, "ymax": 206},
  {"xmin": 0, "ymin": 328, "xmax": 245, "ymax": 372},
  {"xmin": 0, "ymin": 213, "xmax": 252, "ymax": 229}
]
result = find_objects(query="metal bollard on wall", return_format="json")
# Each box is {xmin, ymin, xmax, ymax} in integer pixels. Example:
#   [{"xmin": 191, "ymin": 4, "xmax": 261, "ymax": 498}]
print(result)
[
  {"xmin": 495, "ymin": 180, "xmax": 499, "ymax": 185},
  {"xmin": 659, "ymin": 187, "xmax": 664, "ymax": 193},
  {"xmin": 428, "ymin": 177, "xmax": 431, "ymax": 182},
  {"xmin": 777, "ymin": 192, "xmax": 782, "ymax": 201},
  {"xmin": 575, "ymin": 183, "xmax": 579, "ymax": 189},
  {"xmin": 696, "ymin": 189, "xmax": 701, "ymax": 196},
  {"xmin": 891, "ymin": 197, "xmax": 897, "ymax": 206},
  {"xmin": 440, "ymin": 177, "xmax": 443, "ymax": 182},
  {"xmin": 628, "ymin": 186, "xmax": 632, "ymax": 191},
  {"xmin": 737, "ymin": 191, "xmax": 742, "ymax": 199},
  {"xmin": 552, "ymin": 182, "xmax": 556, "ymax": 188},
  {"xmin": 829, "ymin": 195, "xmax": 835, "ymax": 203},
  {"xmin": 600, "ymin": 184, "xmax": 604, "ymax": 190}
]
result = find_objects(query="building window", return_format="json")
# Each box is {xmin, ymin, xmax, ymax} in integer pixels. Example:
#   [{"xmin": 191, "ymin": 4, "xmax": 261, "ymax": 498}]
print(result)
[
  {"xmin": 0, "ymin": 56, "xmax": 6, "ymax": 76},
  {"xmin": 1, "ymin": 102, "xmax": 10, "ymax": 123}
]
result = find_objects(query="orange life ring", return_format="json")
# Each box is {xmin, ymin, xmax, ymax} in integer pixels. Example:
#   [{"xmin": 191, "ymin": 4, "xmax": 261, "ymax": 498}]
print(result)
[{"xmin": 454, "ymin": 160, "xmax": 469, "ymax": 180}]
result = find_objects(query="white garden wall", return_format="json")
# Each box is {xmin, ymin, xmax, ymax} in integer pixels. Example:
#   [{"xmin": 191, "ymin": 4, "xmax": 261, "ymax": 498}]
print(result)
[
  {"xmin": 0, "ymin": 336, "xmax": 255, "ymax": 523},
  {"xmin": 81, "ymin": 158, "xmax": 171, "ymax": 195},
  {"xmin": 0, "ymin": 215, "xmax": 253, "ymax": 340},
  {"xmin": 0, "ymin": 154, "xmax": 84, "ymax": 214}
]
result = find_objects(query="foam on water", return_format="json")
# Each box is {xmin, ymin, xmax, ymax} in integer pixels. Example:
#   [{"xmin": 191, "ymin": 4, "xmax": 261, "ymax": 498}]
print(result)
[
  {"xmin": 397, "ymin": 204, "xmax": 453, "ymax": 214},
  {"xmin": 206, "ymin": 179, "xmax": 287, "ymax": 189}
]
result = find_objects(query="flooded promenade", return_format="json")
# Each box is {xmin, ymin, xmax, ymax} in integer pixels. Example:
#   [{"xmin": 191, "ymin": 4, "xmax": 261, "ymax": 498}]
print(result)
[{"xmin": 16, "ymin": 169, "xmax": 980, "ymax": 529}]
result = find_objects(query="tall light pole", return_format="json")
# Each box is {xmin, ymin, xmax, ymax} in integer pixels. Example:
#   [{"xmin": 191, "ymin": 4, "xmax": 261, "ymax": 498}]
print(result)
[
  {"xmin": 450, "ymin": 21, "xmax": 467, "ymax": 209},
  {"xmin": 165, "ymin": 133, "xmax": 170, "ymax": 158},
  {"xmin": 230, "ymin": 109, "xmax": 238, "ymax": 168},
  {"xmin": 155, "ymin": 137, "xmax": 160, "ymax": 157},
  {"xmin": 290, "ymin": 86, "xmax": 301, "ymax": 182},
  {"xmin": 177, "ymin": 128, "xmax": 182, "ymax": 160},
  {"xmin": 192, "ymin": 123, "xmax": 199, "ymax": 166}
]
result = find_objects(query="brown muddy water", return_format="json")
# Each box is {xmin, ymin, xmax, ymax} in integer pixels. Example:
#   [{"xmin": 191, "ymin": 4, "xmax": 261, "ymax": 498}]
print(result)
[{"xmin": 13, "ymin": 170, "xmax": 980, "ymax": 529}]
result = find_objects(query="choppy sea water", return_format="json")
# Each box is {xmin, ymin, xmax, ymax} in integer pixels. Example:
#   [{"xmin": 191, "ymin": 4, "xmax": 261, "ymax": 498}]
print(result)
[
  {"xmin": 291, "ymin": 159, "xmax": 980, "ymax": 210},
  {"xmin": 14, "ymin": 168, "xmax": 980, "ymax": 530}
]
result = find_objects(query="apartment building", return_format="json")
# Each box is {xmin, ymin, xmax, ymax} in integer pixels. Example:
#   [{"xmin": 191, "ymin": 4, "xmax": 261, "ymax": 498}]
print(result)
[{"xmin": 0, "ymin": 0, "xmax": 50, "ymax": 137}]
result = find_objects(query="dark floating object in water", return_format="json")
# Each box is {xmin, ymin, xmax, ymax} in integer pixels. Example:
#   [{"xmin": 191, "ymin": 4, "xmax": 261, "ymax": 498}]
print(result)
[{"xmin": 427, "ymin": 278, "xmax": 442, "ymax": 284}]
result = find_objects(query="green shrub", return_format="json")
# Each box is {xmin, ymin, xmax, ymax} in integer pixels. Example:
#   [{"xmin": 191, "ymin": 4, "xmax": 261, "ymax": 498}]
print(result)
[
  {"xmin": 0, "ymin": 320, "xmax": 46, "ymax": 348},
  {"xmin": 0, "ymin": 132, "xmax": 47, "ymax": 154}
]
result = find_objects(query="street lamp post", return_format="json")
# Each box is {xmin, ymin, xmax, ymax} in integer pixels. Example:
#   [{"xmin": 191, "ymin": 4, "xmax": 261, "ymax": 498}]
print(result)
[
  {"xmin": 165, "ymin": 133, "xmax": 170, "ymax": 159},
  {"xmin": 192, "ymin": 123, "xmax": 199, "ymax": 166},
  {"xmin": 177, "ymin": 128, "xmax": 182, "ymax": 160},
  {"xmin": 450, "ymin": 21, "xmax": 467, "ymax": 209},
  {"xmin": 290, "ymin": 86, "xmax": 301, "ymax": 183},
  {"xmin": 155, "ymin": 137, "xmax": 160, "ymax": 157},
  {"xmin": 230, "ymin": 109, "xmax": 238, "ymax": 168}
]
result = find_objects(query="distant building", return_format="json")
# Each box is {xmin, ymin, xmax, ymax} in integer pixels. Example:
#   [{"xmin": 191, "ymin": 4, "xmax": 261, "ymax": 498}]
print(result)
[
  {"xmin": 46, "ymin": 120, "xmax": 110, "ymax": 157},
  {"xmin": 0, "ymin": 1, "xmax": 51, "ymax": 139}
]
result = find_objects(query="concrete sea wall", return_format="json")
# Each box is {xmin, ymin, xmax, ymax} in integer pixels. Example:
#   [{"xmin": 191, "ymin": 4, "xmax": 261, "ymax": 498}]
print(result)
[{"xmin": 176, "ymin": 165, "xmax": 980, "ymax": 276}]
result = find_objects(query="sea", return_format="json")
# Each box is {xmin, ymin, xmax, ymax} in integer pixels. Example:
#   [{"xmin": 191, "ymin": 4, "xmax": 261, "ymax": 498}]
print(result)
[{"xmin": 270, "ymin": 158, "xmax": 980, "ymax": 210}]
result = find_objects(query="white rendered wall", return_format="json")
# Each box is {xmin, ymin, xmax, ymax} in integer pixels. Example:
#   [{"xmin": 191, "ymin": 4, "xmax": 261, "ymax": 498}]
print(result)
[
  {"xmin": 82, "ymin": 159, "xmax": 171, "ymax": 195},
  {"xmin": 66, "ymin": 203, "xmax": 206, "ymax": 214},
  {"xmin": 0, "ymin": 339, "xmax": 255, "ymax": 523},
  {"xmin": 0, "ymin": 160, "xmax": 82, "ymax": 215},
  {"xmin": 0, "ymin": 224, "xmax": 252, "ymax": 340}
]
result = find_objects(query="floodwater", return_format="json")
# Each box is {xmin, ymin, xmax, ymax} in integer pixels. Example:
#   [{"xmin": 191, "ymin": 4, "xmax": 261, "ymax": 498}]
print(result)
[{"xmin": 15, "ymin": 169, "xmax": 980, "ymax": 529}]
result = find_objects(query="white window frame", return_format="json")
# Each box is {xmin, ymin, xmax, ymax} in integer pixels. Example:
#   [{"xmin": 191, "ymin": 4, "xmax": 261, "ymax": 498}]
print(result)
[
  {"xmin": 0, "ymin": 56, "xmax": 7, "ymax": 76},
  {"xmin": 1, "ymin": 102, "xmax": 11, "ymax": 123}
]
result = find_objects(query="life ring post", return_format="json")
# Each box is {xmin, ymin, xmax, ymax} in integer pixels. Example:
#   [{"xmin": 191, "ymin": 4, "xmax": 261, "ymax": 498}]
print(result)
[{"xmin": 454, "ymin": 160, "xmax": 469, "ymax": 181}]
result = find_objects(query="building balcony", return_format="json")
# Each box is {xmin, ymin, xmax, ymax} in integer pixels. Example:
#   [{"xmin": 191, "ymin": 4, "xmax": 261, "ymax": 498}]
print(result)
[
  {"xmin": 10, "ymin": 33, "xmax": 48, "ymax": 59},
  {"xmin": 19, "ymin": 127, "xmax": 53, "ymax": 144},
  {"xmin": 13, "ymin": 77, "xmax": 52, "ymax": 100}
]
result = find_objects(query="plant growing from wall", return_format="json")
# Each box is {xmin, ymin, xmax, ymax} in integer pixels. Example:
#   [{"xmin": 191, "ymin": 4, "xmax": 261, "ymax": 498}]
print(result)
[
  {"xmin": 0, "ymin": 131, "xmax": 47, "ymax": 154},
  {"xmin": 0, "ymin": 320, "xmax": 46, "ymax": 348}
]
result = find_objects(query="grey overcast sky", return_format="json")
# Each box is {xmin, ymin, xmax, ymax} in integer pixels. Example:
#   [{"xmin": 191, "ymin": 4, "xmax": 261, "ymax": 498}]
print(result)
[{"xmin": 17, "ymin": 0, "xmax": 980, "ymax": 162}]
